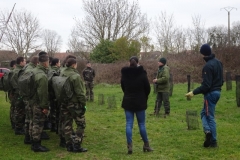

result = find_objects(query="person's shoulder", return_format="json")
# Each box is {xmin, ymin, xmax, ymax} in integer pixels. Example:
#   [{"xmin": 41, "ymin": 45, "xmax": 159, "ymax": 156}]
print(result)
[
  {"xmin": 164, "ymin": 65, "xmax": 170, "ymax": 69},
  {"xmin": 121, "ymin": 66, "xmax": 145, "ymax": 75}
]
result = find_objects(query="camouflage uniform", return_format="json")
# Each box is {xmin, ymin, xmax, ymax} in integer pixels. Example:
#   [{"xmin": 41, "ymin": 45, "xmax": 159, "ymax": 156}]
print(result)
[
  {"xmin": 21, "ymin": 62, "xmax": 37, "ymax": 143},
  {"xmin": 10, "ymin": 64, "xmax": 25, "ymax": 134},
  {"xmin": 60, "ymin": 67, "xmax": 86, "ymax": 150},
  {"xmin": 82, "ymin": 66, "xmax": 95, "ymax": 101},
  {"xmin": 29, "ymin": 65, "xmax": 49, "ymax": 142}
]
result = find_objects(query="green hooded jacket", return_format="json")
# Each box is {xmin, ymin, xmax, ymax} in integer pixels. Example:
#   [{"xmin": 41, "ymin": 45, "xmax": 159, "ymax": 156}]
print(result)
[
  {"xmin": 60, "ymin": 67, "xmax": 86, "ymax": 107},
  {"xmin": 30, "ymin": 64, "xmax": 49, "ymax": 109},
  {"xmin": 10, "ymin": 64, "xmax": 24, "ymax": 94},
  {"xmin": 155, "ymin": 65, "xmax": 170, "ymax": 92}
]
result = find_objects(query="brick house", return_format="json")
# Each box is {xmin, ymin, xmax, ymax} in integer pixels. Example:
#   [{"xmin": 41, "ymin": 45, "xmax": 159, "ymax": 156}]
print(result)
[{"xmin": 0, "ymin": 50, "xmax": 18, "ymax": 68}]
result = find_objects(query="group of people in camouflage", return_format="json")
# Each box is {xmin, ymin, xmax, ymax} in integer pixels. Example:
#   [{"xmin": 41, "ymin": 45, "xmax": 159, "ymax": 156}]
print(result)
[{"xmin": 7, "ymin": 51, "xmax": 95, "ymax": 152}]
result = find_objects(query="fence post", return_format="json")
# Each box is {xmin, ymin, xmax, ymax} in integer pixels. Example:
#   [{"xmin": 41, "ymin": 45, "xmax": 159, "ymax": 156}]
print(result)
[
  {"xmin": 187, "ymin": 75, "xmax": 191, "ymax": 101},
  {"xmin": 226, "ymin": 72, "xmax": 232, "ymax": 91},
  {"xmin": 236, "ymin": 75, "xmax": 240, "ymax": 107},
  {"xmin": 169, "ymin": 73, "xmax": 173, "ymax": 96}
]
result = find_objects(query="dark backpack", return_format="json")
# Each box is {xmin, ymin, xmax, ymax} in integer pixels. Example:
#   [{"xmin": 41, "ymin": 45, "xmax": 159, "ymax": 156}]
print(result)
[
  {"xmin": 51, "ymin": 74, "xmax": 74, "ymax": 103},
  {"xmin": 0, "ymin": 71, "xmax": 13, "ymax": 92},
  {"xmin": 47, "ymin": 70, "xmax": 60, "ymax": 99},
  {"xmin": 18, "ymin": 71, "xmax": 40, "ymax": 99}
]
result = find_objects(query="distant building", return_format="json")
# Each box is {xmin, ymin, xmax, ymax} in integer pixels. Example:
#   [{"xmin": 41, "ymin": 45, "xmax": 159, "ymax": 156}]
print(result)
[{"xmin": 0, "ymin": 50, "xmax": 18, "ymax": 68}]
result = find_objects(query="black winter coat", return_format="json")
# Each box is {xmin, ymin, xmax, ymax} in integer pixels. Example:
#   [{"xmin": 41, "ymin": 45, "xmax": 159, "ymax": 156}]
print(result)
[
  {"xmin": 193, "ymin": 54, "xmax": 224, "ymax": 95},
  {"xmin": 121, "ymin": 66, "xmax": 151, "ymax": 111}
]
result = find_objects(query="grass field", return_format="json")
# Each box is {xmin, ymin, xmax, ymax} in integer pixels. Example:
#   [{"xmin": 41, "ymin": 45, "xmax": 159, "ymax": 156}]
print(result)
[{"xmin": 0, "ymin": 82, "xmax": 240, "ymax": 160}]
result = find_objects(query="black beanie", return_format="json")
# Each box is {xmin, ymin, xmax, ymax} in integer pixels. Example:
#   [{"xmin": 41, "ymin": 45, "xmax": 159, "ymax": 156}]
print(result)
[
  {"xmin": 129, "ymin": 56, "xmax": 139, "ymax": 63},
  {"xmin": 200, "ymin": 44, "xmax": 211, "ymax": 56},
  {"xmin": 159, "ymin": 57, "xmax": 167, "ymax": 65}
]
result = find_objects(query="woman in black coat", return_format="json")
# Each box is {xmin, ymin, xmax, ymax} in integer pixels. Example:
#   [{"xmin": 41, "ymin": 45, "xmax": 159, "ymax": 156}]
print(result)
[{"xmin": 121, "ymin": 56, "xmax": 153, "ymax": 154}]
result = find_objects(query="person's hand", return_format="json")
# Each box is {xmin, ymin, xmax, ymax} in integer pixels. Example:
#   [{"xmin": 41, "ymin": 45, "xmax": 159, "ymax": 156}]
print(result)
[
  {"xmin": 153, "ymin": 79, "xmax": 157, "ymax": 83},
  {"xmin": 84, "ymin": 106, "xmax": 87, "ymax": 112},
  {"xmin": 42, "ymin": 109, "xmax": 49, "ymax": 115},
  {"xmin": 185, "ymin": 91, "xmax": 194, "ymax": 98}
]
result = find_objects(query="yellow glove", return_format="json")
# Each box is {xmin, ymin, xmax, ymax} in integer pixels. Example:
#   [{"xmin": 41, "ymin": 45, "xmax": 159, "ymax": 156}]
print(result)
[{"xmin": 185, "ymin": 91, "xmax": 194, "ymax": 98}]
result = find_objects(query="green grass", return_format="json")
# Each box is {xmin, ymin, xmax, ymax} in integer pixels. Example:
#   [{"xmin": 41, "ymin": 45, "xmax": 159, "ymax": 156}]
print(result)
[{"xmin": 0, "ymin": 82, "xmax": 240, "ymax": 160}]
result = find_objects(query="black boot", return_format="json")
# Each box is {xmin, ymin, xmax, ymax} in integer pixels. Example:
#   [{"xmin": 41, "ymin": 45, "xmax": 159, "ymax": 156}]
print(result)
[
  {"xmin": 59, "ymin": 137, "xmax": 66, "ymax": 148},
  {"xmin": 66, "ymin": 143, "xmax": 73, "ymax": 152},
  {"xmin": 127, "ymin": 143, "xmax": 132, "ymax": 154},
  {"xmin": 143, "ymin": 141, "xmax": 153, "ymax": 152},
  {"xmin": 66, "ymin": 142, "xmax": 87, "ymax": 152},
  {"xmin": 15, "ymin": 128, "xmax": 25, "ymax": 135},
  {"xmin": 72, "ymin": 143, "xmax": 88, "ymax": 152},
  {"xmin": 41, "ymin": 131, "xmax": 50, "ymax": 140},
  {"xmin": 32, "ymin": 140, "xmax": 49, "ymax": 152},
  {"xmin": 24, "ymin": 134, "xmax": 32, "ymax": 144}
]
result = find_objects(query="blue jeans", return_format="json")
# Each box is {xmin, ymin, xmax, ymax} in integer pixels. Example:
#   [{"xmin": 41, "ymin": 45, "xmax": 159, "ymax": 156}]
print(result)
[
  {"xmin": 125, "ymin": 110, "xmax": 149, "ymax": 144},
  {"xmin": 201, "ymin": 91, "xmax": 220, "ymax": 143}
]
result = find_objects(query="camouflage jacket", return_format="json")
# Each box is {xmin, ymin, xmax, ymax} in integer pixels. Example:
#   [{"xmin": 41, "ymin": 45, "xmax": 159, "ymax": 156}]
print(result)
[
  {"xmin": 82, "ymin": 67, "xmax": 95, "ymax": 82},
  {"xmin": 61, "ymin": 67, "xmax": 86, "ymax": 107},
  {"xmin": 30, "ymin": 65, "xmax": 49, "ymax": 109},
  {"xmin": 24, "ymin": 62, "xmax": 37, "ymax": 73},
  {"xmin": 10, "ymin": 64, "xmax": 24, "ymax": 94},
  {"xmin": 155, "ymin": 65, "xmax": 170, "ymax": 92},
  {"xmin": 51, "ymin": 66, "xmax": 60, "ymax": 72}
]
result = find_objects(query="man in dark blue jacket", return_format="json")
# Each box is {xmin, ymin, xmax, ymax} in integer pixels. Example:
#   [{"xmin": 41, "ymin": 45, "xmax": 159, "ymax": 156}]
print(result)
[{"xmin": 186, "ymin": 44, "xmax": 223, "ymax": 148}]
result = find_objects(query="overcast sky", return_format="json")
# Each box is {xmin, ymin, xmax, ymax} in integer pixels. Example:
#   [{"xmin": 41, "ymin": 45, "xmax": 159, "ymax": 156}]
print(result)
[{"xmin": 1, "ymin": 0, "xmax": 239, "ymax": 52}]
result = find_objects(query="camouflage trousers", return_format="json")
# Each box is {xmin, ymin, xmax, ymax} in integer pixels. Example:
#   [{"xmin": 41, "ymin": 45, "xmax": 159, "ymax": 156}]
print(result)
[
  {"xmin": 10, "ymin": 102, "xmax": 15, "ymax": 127},
  {"xmin": 61, "ymin": 102, "xmax": 86, "ymax": 145},
  {"xmin": 29, "ymin": 103, "xmax": 46, "ymax": 141},
  {"xmin": 9, "ymin": 93, "xmax": 15, "ymax": 128},
  {"xmin": 85, "ymin": 81, "xmax": 94, "ymax": 101},
  {"xmin": 13, "ymin": 94, "xmax": 25, "ymax": 129},
  {"xmin": 49, "ymin": 100, "xmax": 57, "ymax": 125},
  {"xmin": 24, "ymin": 100, "xmax": 31, "ymax": 136}
]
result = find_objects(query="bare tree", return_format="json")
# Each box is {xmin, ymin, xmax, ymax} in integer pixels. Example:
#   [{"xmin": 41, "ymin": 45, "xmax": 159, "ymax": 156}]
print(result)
[
  {"xmin": 174, "ymin": 28, "xmax": 187, "ymax": 53},
  {"xmin": 0, "ymin": 9, "xmax": 41, "ymax": 58},
  {"xmin": 68, "ymin": 27, "xmax": 91, "ymax": 60},
  {"xmin": 42, "ymin": 29, "xmax": 62, "ymax": 57},
  {"xmin": 154, "ymin": 11, "xmax": 177, "ymax": 54},
  {"xmin": 73, "ymin": 0, "xmax": 149, "ymax": 48},
  {"xmin": 207, "ymin": 25, "xmax": 228, "ymax": 48},
  {"xmin": 185, "ymin": 28, "xmax": 195, "ymax": 52},
  {"xmin": 231, "ymin": 21, "xmax": 240, "ymax": 46},
  {"xmin": 190, "ymin": 15, "xmax": 207, "ymax": 52}
]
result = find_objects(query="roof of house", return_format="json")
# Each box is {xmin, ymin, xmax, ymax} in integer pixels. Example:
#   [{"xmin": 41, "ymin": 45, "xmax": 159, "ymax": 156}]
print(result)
[
  {"xmin": 0, "ymin": 50, "xmax": 18, "ymax": 62},
  {"xmin": 29, "ymin": 51, "xmax": 76, "ymax": 61},
  {"xmin": 53, "ymin": 53, "xmax": 76, "ymax": 61}
]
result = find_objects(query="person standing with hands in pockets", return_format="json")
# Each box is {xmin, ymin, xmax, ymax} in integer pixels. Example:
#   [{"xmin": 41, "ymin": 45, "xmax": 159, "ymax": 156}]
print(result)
[{"xmin": 185, "ymin": 44, "xmax": 223, "ymax": 148}]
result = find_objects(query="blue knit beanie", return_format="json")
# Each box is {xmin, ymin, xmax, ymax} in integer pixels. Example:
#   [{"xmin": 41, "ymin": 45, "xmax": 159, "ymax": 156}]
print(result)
[{"xmin": 200, "ymin": 44, "xmax": 211, "ymax": 56}]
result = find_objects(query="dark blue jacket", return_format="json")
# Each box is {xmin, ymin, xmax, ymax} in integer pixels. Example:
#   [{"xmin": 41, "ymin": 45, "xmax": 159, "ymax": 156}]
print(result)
[
  {"xmin": 193, "ymin": 54, "xmax": 224, "ymax": 95},
  {"xmin": 121, "ymin": 66, "xmax": 150, "ymax": 111}
]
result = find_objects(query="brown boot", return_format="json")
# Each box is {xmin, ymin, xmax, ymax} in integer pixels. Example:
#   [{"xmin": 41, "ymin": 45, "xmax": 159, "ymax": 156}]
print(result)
[
  {"xmin": 143, "ymin": 142, "xmax": 153, "ymax": 152},
  {"xmin": 127, "ymin": 143, "xmax": 132, "ymax": 154}
]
